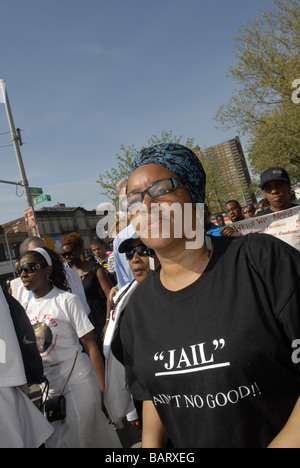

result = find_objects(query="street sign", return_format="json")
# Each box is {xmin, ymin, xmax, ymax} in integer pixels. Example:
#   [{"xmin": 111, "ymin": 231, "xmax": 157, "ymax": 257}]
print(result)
[
  {"xmin": 24, "ymin": 207, "xmax": 35, "ymax": 228},
  {"xmin": 33, "ymin": 194, "xmax": 51, "ymax": 206},
  {"xmin": 29, "ymin": 186, "xmax": 43, "ymax": 195}
]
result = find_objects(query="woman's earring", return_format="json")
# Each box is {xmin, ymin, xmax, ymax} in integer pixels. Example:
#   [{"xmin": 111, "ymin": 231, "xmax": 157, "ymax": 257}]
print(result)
[{"xmin": 149, "ymin": 256, "xmax": 155, "ymax": 271}]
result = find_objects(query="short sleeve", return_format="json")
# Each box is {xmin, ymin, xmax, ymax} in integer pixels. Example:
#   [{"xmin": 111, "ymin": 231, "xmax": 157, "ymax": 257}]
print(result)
[
  {"xmin": 62, "ymin": 293, "xmax": 94, "ymax": 339},
  {"xmin": 120, "ymin": 306, "xmax": 152, "ymax": 402},
  {"xmin": 245, "ymin": 234, "xmax": 300, "ymax": 318},
  {"xmin": 246, "ymin": 234, "xmax": 300, "ymax": 364}
]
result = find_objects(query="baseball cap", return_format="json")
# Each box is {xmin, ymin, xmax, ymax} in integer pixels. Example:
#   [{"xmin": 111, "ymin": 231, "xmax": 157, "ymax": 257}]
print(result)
[
  {"xmin": 259, "ymin": 167, "xmax": 290, "ymax": 189},
  {"xmin": 118, "ymin": 237, "xmax": 137, "ymax": 254},
  {"xmin": 118, "ymin": 229, "xmax": 140, "ymax": 254}
]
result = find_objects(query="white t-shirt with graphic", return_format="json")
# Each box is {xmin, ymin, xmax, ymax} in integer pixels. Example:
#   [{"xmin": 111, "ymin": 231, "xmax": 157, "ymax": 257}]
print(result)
[{"xmin": 26, "ymin": 287, "xmax": 94, "ymax": 392}]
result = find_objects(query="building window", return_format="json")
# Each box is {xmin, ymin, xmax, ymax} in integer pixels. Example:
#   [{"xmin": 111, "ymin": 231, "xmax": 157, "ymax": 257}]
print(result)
[
  {"xmin": 0, "ymin": 244, "xmax": 6, "ymax": 262},
  {"xmin": 78, "ymin": 218, "xmax": 87, "ymax": 230},
  {"xmin": 12, "ymin": 243, "xmax": 21, "ymax": 260}
]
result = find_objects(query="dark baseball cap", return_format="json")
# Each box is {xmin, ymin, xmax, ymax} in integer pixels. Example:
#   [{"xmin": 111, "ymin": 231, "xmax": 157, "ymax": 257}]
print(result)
[
  {"xmin": 259, "ymin": 167, "xmax": 291, "ymax": 189},
  {"xmin": 118, "ymin": 237, "xmax": 136, "ymax": 254},
  {"xmin": 118, "ymin": 230, "xmax": 139, "ymax": 254}
]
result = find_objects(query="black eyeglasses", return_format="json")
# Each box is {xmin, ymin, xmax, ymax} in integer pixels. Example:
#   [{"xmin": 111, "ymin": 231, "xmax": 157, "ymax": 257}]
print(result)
[
  {"xmin": 127, "ymin": 178, "xmax": 185, "ymax": 214},
  {"xmin": 61, "ymin": 250, "xmax": 74, "ymax": 258},
  {"xmin": 125, "ymin": 245, "xmax": 155, "ymax": 261},
  {"xmin": 17, "ymin": 263, "xmax": 44, "ymax": 276}
]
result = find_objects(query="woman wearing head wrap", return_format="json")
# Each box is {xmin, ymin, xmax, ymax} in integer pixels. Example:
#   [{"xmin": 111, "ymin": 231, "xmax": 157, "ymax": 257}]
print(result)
[
  {"xmin": 130, "ymin": 143, "xmax": 206, "ymax": 204},
  {"xmin": 128, "ymin": 143, "xmax": 207, "ymax": 255},
  {"xmin": 121, "ymin": 143, "xmax": 300, "ymax": 449}
]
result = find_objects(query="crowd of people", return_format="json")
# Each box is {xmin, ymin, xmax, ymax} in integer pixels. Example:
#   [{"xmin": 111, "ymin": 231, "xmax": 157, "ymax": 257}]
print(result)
[{"xmin": 1, "ymin": 144, "xmax": 300, "ymax": 448}]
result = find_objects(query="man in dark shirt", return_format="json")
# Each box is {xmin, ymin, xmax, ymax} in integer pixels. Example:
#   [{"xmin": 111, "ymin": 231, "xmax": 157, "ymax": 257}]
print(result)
[
  {"xmin": 225, "ymin": 200, "xmax": 246, "ymax": 223},
  {"xmin": 221, "ymin": 200, "xmax": 246, "ymax": 236},
  {"xmin": 90, "ymin": 238, "xmax": 109, "ymax": 270},
  {"xmin": 257, "ymin": 167, "xmax": 298, "ymax": 215}
]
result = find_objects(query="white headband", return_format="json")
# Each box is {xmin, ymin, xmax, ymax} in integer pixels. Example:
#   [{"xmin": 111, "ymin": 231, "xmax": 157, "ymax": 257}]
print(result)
[{"xmin": 32, "ymin": 248, "xmax": 53, "ymax": 266}]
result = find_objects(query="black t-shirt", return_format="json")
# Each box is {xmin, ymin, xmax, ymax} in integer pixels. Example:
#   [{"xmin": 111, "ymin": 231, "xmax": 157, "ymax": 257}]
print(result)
[
  {"xmin": 81, "ymin": 265, "xmax": 107, "ymax": 334},
  {"xmin": 121, "ymin": 234, "xmax": 300, "ymax": 448},
  {"xmin": 256, "ymin": 202, "xmax": 299, "ymax": 216}
]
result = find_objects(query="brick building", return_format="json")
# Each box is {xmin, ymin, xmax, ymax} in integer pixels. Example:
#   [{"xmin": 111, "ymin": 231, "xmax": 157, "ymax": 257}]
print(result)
[{"xmin": 0, "ymin": 203, "xmax": 105, "ymax": 283}]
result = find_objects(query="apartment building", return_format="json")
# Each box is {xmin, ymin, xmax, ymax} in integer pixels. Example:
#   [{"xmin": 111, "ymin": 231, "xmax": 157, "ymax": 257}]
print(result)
[{"xmin": 193, "ymin": 136, "xmax": 257, "ymax": 212}]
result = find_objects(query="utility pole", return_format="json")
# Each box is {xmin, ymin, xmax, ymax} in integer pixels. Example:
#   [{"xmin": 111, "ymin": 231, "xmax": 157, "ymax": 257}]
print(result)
[
  {"xmin": 0, "ymin": 79, "xmax": 38, "ymax": 234},
  {"xmin": 4, "ymin": 221, "xmax": 21, "ymax": 278}
]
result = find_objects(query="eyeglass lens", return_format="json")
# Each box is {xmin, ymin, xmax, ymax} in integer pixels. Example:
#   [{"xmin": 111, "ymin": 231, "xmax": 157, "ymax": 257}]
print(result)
[{"xmin": 127, "ymin": 178, "xmax": 179, "ymax": 212}]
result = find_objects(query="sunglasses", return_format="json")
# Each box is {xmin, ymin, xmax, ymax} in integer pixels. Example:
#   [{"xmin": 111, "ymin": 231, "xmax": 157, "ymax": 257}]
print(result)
[
  {"xmin": 17, "ymin": 263, "xmax": 45, "ymax": 276},
  {"xmin": 125, "ymin": 245, "xmax": 155, "ymax": 261},
  {"xmin": 61, "ymin": 250, "xmax": 74, "ymax": 258}
]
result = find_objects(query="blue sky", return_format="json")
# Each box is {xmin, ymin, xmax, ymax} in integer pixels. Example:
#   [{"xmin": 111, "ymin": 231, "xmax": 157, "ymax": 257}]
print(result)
[{"xmin": 0, "ymin": 0, "xmax": 276, "ymax": 225}]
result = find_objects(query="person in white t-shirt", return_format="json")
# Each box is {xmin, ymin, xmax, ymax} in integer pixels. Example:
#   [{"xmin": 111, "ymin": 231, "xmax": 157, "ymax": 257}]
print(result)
[
  {"xmin": 15, "ymin": 236, "xmax": 90, "ymax": 315},
  {"xmin": 18, "ymin": 246, "xmax": 121, "ymax": 448},
  {"xmin": 0, "ymin": 287, "xmax": 54, "ymax": 448}
]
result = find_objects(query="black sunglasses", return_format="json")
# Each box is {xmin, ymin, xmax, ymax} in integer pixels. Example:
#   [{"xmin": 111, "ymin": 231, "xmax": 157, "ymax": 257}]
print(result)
[
  {"xmin": 17, "ymin": 263, "xmax": 45, "ymax": 276},
  {"xmin": 125, "ymin": 245, "xmax": 155, "ymax": 261},
  {"xmin": 61, "ymin": 250, "xmax": 74, "ymax": 258}
]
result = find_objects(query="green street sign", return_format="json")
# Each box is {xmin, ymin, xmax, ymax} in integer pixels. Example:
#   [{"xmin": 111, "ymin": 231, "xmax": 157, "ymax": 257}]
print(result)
[
  {"xmin": 33, "ymin": 194, "xmax": 52, "ymax": 206},
  {"xmin": 29, "ymin": 186, "xmax": 43, "ymax": 195}
]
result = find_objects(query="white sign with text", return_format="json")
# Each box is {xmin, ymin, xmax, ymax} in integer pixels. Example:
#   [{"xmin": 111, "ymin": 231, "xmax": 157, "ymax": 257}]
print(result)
[{"xmin": 231, "ymin": 206, "xmax": 300, "ymax": 251}]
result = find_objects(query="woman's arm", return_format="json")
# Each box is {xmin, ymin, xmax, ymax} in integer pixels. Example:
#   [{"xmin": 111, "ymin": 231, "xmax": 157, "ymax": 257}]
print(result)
[
  {"xmin": 80, "ymin": 331, "xmax": 105, "ymax": 395},
  {"xmin": 97, "ymin": 267, "xmax": 113, "ymax": 299},
  {"xmin": 268, "ymin": 397, "xmax": 300, "ymax": 448},
  {"xmin": 103, "ymin": 287, "xmax": 118, "ymax": 337},
  {"xmin": 142, "ymin": 400, "xmax": 168, "ymax": 448}
]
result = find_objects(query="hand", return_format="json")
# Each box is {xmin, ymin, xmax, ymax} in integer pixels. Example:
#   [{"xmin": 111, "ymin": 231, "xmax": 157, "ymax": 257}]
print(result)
[
  {"xmin": 129, "ymin": 418, "xmax": 140, "ymax": 428},
  {"xmin": 221, "ymin": 226, "xmax": 235, "ymax": 236},
  {"xmin": 109, "ymin": 288, "xmax": 118, "ymax": 318}
]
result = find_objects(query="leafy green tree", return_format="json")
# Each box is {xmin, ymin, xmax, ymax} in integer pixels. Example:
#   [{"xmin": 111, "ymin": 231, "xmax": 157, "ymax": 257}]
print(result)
[
  {"xmin": 96, "ymin": 131, "xmax": 194, "ymax": 205},
  {"xmin": 215, "ymin": 0, "xmax": 300, "ymax": 181},
  {"xmin": 246, "ymin": 104, "xmax": 300, "ymax": 183}
]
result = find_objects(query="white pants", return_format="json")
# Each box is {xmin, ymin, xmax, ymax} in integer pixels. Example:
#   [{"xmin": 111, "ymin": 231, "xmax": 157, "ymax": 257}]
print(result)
[
  {"xmin": 0, "ymin": 387, "xmax": 54, "ymax": 448},
  {"xmin": 45, "ymin": 363, "xmax": 122, "ymax": 448}
]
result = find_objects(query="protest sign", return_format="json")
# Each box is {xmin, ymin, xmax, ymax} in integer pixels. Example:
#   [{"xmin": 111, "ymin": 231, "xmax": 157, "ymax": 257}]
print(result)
[{"xmin": 231, "ymin": 206, "xmax": 300, "ymax": 251}]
